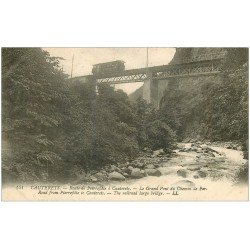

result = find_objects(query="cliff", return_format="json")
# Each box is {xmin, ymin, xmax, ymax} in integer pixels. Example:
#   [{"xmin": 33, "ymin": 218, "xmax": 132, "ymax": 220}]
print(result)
[{"xmin": 170, "ymin": 47, "xmax": 227, "ymax": 64}]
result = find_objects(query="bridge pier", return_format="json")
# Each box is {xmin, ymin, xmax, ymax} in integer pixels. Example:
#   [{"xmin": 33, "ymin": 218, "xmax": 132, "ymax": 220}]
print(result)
[
  {"xmin": 142, "ymin": 72, "xmax": 152, "ymax": 104},
  {"xmin": 142, "ymin": 74, "xmax": 170, "ymax": 109}
]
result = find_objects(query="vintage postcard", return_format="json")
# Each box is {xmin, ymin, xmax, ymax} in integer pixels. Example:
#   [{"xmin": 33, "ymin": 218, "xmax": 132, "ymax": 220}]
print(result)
[{"xmin": 1, "ymin": 47, "xmax": 249, "ymax": 201}]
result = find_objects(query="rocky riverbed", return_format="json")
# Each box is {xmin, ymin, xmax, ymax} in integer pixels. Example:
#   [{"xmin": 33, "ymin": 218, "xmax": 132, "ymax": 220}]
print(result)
[
  {"xmin": 74, "ymin": 141, "xmax": 247, "ymax": 188},
  {"xmin": 3, "ymin": 141, "xmax": 248, "ymax": 201},
  {"xmin": 61, "ymin": 141, "xmax": 248, "ymax": 200}
]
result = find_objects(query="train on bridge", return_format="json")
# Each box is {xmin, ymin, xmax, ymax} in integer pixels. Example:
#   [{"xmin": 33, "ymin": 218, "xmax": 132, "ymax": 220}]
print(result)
[{"xmin": 92, "ymin": 60, "xmax": 125, "ymax": 76}]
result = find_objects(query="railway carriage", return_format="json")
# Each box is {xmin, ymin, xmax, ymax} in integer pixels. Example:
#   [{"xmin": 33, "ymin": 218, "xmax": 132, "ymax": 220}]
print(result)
[{"xmin": 92, "ymin": 60, "xmax": 125, "ymax": 76}]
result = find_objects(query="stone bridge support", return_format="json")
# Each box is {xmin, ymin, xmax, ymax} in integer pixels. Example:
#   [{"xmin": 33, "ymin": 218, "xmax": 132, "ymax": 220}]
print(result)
[{"xmin": 142, "ymin": 74, "xmax": 170, "ymax": 109}]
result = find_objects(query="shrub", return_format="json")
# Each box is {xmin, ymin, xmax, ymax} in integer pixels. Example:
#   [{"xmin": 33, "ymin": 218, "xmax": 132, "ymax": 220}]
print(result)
[
  {"xmin": 234, "ymin": 162, "xmax": 249, "ymax": 184},
  {"xmin": 146, "ymin": 120, "xmax": 176, "ymax": 151}
]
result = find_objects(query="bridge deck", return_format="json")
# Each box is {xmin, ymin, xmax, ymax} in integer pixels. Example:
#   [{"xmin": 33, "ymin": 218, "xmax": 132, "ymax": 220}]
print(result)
[
  {"xmin": 97, "ymin": 59, "xmax": 222, "ymax": 84},
  {"xmin": 72, "ymin": 58, "xmax": 223, "ymax": 84}
]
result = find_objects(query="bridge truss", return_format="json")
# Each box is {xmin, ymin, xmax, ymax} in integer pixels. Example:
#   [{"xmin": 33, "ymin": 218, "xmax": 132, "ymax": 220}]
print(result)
[{"xmin": 96, "ymin": 59, "xmax": 222, "ymax": 84}]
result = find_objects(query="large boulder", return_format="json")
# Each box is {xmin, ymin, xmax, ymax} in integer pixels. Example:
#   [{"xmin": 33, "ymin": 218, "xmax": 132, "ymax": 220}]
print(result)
[
  {"xmin": 145, "ymin": 164, "xmax": 156, "ymax": 169},
  {"xmin": 187, "ymin": 166, "xmax": 201, "ymax": 171},
  {"xmin": 131, "ymin": 168, "xmax": 145, "ymax": 179},
  {"xmin": 108, "ymin": 171, "xmax": 125, "ymax": 181},
  {"xmin": 145, "ymin": 169, "xmax": 162, "ymax": 177},
  {"xmin": 214, "ymin": 158, "xmax": 226, "ymax": 163},
  {"xmin": 177, "ymin": 169, "xmax": 187, "ymax": 178},
  {"xmin": 121, "ymin": 167, "xmax": 131, "ymax": 175},
  {"xmin": 172, "ymin": 180, "xmax": 195, "ymax": 188},
  {"xmin": 201, "ymin": 144, "xmax": 209, "ymax": 149},
  {"xmin": 191, "ymin": 147, "xmax": 200, "ymax": 152},
  {"xmin": 205, "ymin": 152, "xmax": 215, "ymax": 157},
  {"xmin": 95, "ymin": 172, "xmax": 107, "ymax": 181},
  {"xmin": 197, "ymin": 170, "xmax": 207, "ymax": 178},
  {"xmin": 71, "ymin": 172, "xmax": 89, "ymax": 184},
  {"xmin": 110, "ymin": 165, "xmax": 121, "ymax": 172},
  {"xmin": 179, "ymin": 148, "xmax": 188, "ymax": 152},
  {"xmin": 73, "ymin": 171, "xmax": 88, "ymax": 183},
  {"xmin": 153, "ymin": 149, "xmax": 164, "ymax": 157},
  {"xmin": 90, "ymin": 176, "xmax": 98, "ymax": 182},
  {"xmin": 135, "ymin": 162, "xmax": 144, "ymax": 169},
  {"xmin": 128, "ymin": 166, "xmax": 134, "ymax": 172}
]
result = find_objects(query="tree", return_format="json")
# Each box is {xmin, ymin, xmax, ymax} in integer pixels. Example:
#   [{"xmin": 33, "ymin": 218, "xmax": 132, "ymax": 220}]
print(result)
[
  {"xmin": 133, "ymin": 97, "xmax": 176, "ymax": 151},
  {"xmin": 201, "ymin": 49, "xmax": 248, "ymax": 144},
  {"xmin": 159, "ymin": 48, "xmax": 248, "ymax": 147},
  {"xmin": 2, "ymin": 48, "xmax": 67, "ymax": 182},
  {"xmin": 63, "ymin": 82, "xmax": 139, "ymax": 175}
]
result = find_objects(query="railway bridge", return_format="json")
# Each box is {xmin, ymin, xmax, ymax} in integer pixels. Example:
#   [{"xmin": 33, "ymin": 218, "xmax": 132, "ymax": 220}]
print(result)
[{"xmin": 72, "ymin": 52, "xmax": 225, "ymax": 108}]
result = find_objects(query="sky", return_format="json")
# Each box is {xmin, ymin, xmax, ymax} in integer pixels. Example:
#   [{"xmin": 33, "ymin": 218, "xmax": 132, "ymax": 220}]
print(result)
[{"xmin": 44, "ymin": 48, "xmax": 176, "ymax": 94}]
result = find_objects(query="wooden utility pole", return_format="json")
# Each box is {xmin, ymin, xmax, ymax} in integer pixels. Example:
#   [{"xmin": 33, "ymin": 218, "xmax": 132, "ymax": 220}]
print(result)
[
  {"xmin": 70, "ymin": 54, "xmax": 74, "ymax": 78},
  {"xmin": 146, "ymin": 47, "xmax": 149, "ymax": 68}
]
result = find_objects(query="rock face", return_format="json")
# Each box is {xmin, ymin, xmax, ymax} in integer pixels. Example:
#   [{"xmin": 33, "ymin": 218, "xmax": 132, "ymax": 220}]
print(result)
[
  {"xmin": 171, "ymin": 48, "xmax": 227, "ymax": 65},
  {"xmin": 131, "ymin": 168, "xmax": 145, "ymax": 179},
  {"xmin": 108, "ymin": 172, "xmax": 125, "ymax": 181},
  {"xmin": 145, "ymin": 169, "xmax": 162, "ymax": 177}
]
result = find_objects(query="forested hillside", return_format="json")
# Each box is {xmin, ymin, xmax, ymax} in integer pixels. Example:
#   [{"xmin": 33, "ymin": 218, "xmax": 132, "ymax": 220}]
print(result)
[
  {"xmin": 2, "ymin": 48, "xmax": 68, "ymax": 182},
  {"xmin": 2, "ymin": 48, "xmax": 175, "ymax": 183},
  {"xmin": 160, "ymin": 49, "xmax": 248, "ymax": 148}
]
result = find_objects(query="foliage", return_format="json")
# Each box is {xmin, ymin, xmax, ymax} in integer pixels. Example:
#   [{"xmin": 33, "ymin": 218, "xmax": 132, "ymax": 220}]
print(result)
[
  {"xmin": 133, "ymin": 97, "xmax": 176, "ymax": 151},
  {"xmin": 201, "ymin": 49, "xmax": 248, "ymax": 160},
  {"xmin": 234, "ymin": 162, "xmax": 249, "ymax": 184},
  {"xmin": 201, "ymin": 63, "xmax": 248, "ymax": 142},
  {"xmin": 63, "ymin": 82, "xmax": 139, "ymax": 173},
  {"xmin": 2, "ymin": 48, "xmax": 67, "ymax": 183},
  {"xmin": 159, "ymin": 88, "xmax": 186, "ymax": 140},
  {"xmin": 2, "ymin": 49, "xmax": 142, "ymax": 183},
  {"xmin": 145, "ymin": 120, "xmax": 176, "ymax": 151},
  {"xmin": 159, "ymin": 81, "xmax": 204, "ymax": 141},
  {"xmin": 159, "ymin": 48, "xmax": 248, "ymax": 150}
]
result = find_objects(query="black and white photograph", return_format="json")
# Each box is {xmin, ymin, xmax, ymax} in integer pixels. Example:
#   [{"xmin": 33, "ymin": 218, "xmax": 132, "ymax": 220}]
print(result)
[
  {"xmin": 1, "ymin": 1, "xmax": 250, "ymax": 250},
  {"xmin": 1, "ymin": 47, "xmax": 248, "ymax": 201}
]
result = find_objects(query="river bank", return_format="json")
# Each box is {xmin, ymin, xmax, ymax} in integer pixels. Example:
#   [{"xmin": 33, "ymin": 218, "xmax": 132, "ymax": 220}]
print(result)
[
  {"xmin": 71, "ymin": 141, "xmax": 247, "ymax": 186},
  {"xmin": 2, "ymin": 141, "xmax": 248, "ymax": 201}
]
